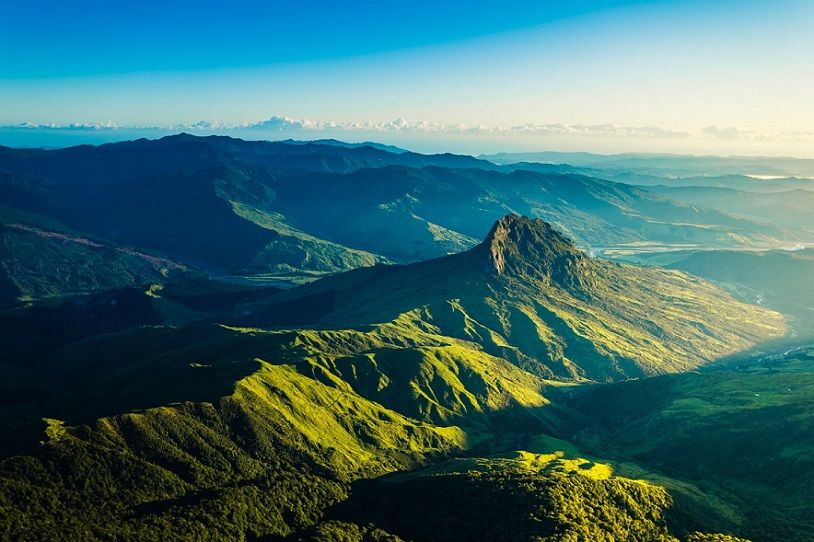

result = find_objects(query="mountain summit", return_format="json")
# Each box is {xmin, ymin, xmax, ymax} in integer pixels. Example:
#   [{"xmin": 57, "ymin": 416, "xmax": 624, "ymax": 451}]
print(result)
[
  {"xmin": 245, "ymin": 215, "xmax": 784, "ymax": 381},
  {"xmin": 478, "ymin": 215, "xmax": 589, "ymax": 289}
]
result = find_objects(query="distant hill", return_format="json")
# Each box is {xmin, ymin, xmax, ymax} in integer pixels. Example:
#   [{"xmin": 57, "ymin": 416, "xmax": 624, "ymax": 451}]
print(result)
[
  {"xmin": 272, "ymin": 165, "xmax": 798, "ymax": 256},
  {"xmin": 0, "ymin": 133, "xmax": 498, "ymax": 179},
  {"xmin": 278, "ymin": 138, "xmax": 409, "ymax": 154},
  {"xmin": 483, "ymin": 150, "xmax": 814, "ymax": 178},
  {"xmin": 649, "ymin": 185, "xmax": 814, "ymax": 231}
]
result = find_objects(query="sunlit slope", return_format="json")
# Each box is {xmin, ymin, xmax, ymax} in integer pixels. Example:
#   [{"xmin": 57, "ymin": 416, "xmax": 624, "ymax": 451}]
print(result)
[
  {"xmin": 0, "ymin": 309, "xmax": 571, "ymax": 539},
  {"xmin": 249, "ymin": 215, "xmax": 786, "ymax": 381},
  {"xmin": 0, "ymin": 325, "xmax": 462, "ymax": 538},
  {"xmin": 0, "ymin": 314, "xmax": 559, "ymax": 449},
  {"xmin": 0, "ymin": 366, "xmax": 461, "ymax": 540},
  {"xmin": 0, "ymin": 316, "xmax": 757, "ymax": 541},
  {"xmin": 308, "ymin": 450, "xmax": 750, "ymax": 542},
  {"xmin": 0, "ymin": 217, "xmax": 788, "ymax": 540}
]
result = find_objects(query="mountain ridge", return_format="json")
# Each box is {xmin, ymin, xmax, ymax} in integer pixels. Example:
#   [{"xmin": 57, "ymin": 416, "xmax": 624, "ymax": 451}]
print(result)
[{"xmin": 244, "ymin": 215, "xmax": 784, "ymax": 381}]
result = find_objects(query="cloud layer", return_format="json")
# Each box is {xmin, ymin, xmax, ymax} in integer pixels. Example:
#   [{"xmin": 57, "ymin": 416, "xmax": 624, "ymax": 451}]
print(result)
[{"xmin": 3, "ymin": 116, "xmax": 812, "ymax": 144}]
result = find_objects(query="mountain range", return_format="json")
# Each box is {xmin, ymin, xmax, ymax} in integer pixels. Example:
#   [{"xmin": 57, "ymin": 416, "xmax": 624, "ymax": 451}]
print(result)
[
  {"xmin": 1, "ymin": 134, "xmax": 809, "ymax": 306},
  {"xmin": 481, "ymin": 150, "xmax": 814, "ymax": 179},
  {"xmin": 1, "ymin": 135, "xmax": 813, "ymax": 541}
]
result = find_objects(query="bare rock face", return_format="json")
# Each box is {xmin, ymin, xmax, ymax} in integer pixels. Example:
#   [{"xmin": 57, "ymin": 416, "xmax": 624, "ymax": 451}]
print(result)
[{"xmin": 479, "ymin": 214, "xmax": 591, "ymax": 290}]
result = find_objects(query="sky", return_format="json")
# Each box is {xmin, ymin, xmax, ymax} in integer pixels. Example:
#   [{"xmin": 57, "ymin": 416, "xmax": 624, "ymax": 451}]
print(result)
[{"xmin": 2, "ymin": 0, "xmax": 813, "ymax": 155}]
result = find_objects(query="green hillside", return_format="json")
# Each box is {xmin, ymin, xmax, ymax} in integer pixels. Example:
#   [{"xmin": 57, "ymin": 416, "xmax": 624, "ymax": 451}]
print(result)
[
  {"xmin": 0, "ymin": 209, "xmax": 187, "ymax": 307},
  {"xmin": 1, "ymin": 308, "xmax": 565, "ymax": 539},
  {"xmin": 616, "ymin": 248, "xmax": 814, "ymax": 333},
  {"xmin": 0, "ymin": 317, "xmax": 765, "ymax": 541},
  {"xmin": 313, "ymin": 451, "xmax": 750, "ymax": 542},
  {"xmin": 0, "ymin": 214, "xmax": 792, "ymax": 540},
  {"xmin": 565, "ymin": 347, "xmax": 814, "ymax": 541}
]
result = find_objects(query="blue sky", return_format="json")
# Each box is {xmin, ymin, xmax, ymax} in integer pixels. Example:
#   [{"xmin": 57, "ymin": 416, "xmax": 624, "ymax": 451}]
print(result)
[
  {"xmin": 2, "ymin": 0, "xmax": 813, "ymax": 155},
  {"xmin": 4, "ymin": 1, "xmax": 654, "ymax": 78}
]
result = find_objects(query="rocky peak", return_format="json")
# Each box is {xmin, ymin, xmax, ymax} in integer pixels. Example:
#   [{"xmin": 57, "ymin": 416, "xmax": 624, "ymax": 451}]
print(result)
[{"xmin": 479, "ymin": 215, "xmax": 590, "ymax": 289}]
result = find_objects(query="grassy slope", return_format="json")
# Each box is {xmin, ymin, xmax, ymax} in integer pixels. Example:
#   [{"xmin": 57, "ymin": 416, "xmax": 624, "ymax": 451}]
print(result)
[
  {"xmin": 0, "ymin": 318, "xmax": 753, "ymax": 541},
  {"xmin": 0, "ymin": 322, "xmax": 475, "ymax": 540},
  {"xmin": 0, "ymin": 323, "xmax": 787, "ymax": 540},
  {"xmin": 313, "ymin": 450, "xmax": 750, "ymax": 542},
  {"xmin": 16, "ymin": 317, "xmax": 557, "ymax": 440}
]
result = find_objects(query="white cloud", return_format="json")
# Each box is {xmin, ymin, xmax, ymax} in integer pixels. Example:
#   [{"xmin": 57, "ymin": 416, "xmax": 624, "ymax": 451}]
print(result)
[
  {"xmin": 246, "ymin": 116, "xmax": 315, "ymax": 130},
  {"xmin": 2, "ymin": 116, "xmax": 812, "ymax": 145},
  {"xmin": 7, "ymin": 120, "xmax": 119, "ymax": 130},
  {"xmin": 499, "ymin": 123, "xmax": 690, "ymax": 138},
  {"xmin": 779, "ymin": 130, "xmax": 814, "ymax": 142},
  {"xmin": 235, "ymin": 117, "xmax": 692, "ymax": 139},
  {"xmin": 702, "ymin": 125, "xmax": 763, "ymax": 140}
]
